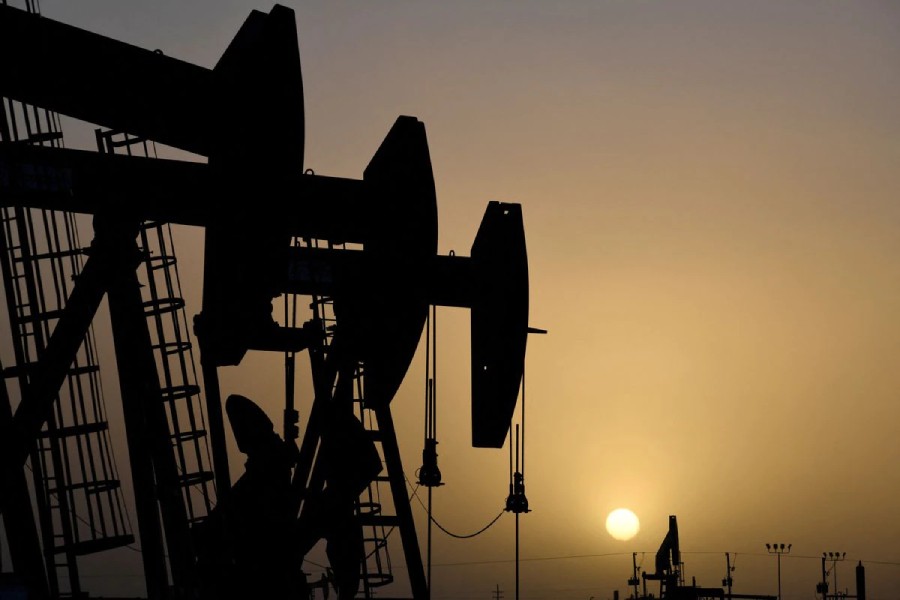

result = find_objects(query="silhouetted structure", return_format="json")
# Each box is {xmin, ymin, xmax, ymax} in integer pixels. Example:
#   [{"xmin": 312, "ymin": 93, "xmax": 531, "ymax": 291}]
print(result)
[
  {"xmin": 632, "ymin": 516, "xmax": 775, "ymax": 600},
  {"xmin": 195, "ymin": 394, "xmax": 300, "ymax": 600},
  {"xmin": 0, "ymin": 3, "xmax": 530, "ymax": 600}
]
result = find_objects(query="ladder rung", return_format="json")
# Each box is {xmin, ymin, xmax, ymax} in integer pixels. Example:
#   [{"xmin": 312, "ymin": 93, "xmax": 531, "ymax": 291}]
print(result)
[
  {"xmin": 144, "ymin": 254, "xmax": 177, "ymax": 271},
  {"xmin": 171, "ymin": 429, "xmax": 207, "ymax": 443},
  {"xmin": 27, "ymin": 131, "xmax": 64, "ymax": 144},
  {"xmin": 142, "ymin": 297, "xmax": 185, "ymax": 317},
  {"xmin": 68, "ymin": 364, "xmax": 101, "ymax": 377},
  {"xmin": 4, "ymin": 362, "xmax": 99, "ymax": 379},
  {"xmin": 38, "ymin": 421, "xmax": 108, "ymax": 440},
  {"xmin": 358, "ymin": 514, "xmax": 399, "ymax": 527},
  {"xmin": 105, "ymin": 134, "xmax": 146, "ymax": 149},
  {"xmin": 179, "ymin": 471, "xmax": 214, "ymax": 487},
  {"xmin": 160, "ymin": 384, "xmax": 201, "ymax": 402},
  {"xmin": 57, "ymin": 534, "xmax": 136, "ymax": 556},
  {"xmin": 47, "ymin": 479, "xmax": 122, "ymax": 496},
  {"xmin": 16, "ymin": 308, "xmax": 65, "ymax": 324},
  {"xmin": 15, "ymin": 247, "xmax": 84, "ymax": 262},
  {"xmin": 152, "ymin": 340, "xmax": 192, "ymax": 356},
  {"xmin": 361, "ymin": 573, "xmax": 396, "ymax": 588}
]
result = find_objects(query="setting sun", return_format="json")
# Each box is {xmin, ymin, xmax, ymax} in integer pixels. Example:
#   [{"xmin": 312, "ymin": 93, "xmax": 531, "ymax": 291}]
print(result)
[{"xmin": 606, "ymin": 508, "xmax": 640, "ymax": 541}]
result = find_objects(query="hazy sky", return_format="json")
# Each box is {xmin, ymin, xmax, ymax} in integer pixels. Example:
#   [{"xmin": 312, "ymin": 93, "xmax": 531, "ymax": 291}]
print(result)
[{"xmin": 4, "ymin": 1, "xmax": 900, "ymax": 598}]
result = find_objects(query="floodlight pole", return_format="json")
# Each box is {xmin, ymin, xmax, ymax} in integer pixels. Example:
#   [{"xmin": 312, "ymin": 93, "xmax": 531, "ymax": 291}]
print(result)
[
  {"xmin": 825, "ymin": 551, "xmax": 847, "ymax": 598},
  {"xmin": 765, "ymin": 542, "xmax": 791, "ymax": 600}
]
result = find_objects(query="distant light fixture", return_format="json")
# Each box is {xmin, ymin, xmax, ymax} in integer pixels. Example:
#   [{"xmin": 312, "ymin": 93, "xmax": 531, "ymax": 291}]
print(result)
[{"xmin": 765, "ymin": 541, "xmax": 792, "ymax": 600}]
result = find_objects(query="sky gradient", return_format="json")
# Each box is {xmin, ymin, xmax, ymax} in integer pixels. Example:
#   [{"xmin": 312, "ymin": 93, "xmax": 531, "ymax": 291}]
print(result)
[{"xmin": 3, "ymin": 1, "xmax": 900, "ymax": 598}]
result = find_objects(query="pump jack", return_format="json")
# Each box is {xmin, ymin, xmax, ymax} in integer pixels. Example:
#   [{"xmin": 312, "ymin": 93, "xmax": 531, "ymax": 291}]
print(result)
[
  {"xmin": 635, "ymin": 517, "xmax": 775, "ymax": 600},
  {"xmin": 0, "ymin": 4, "xmax": 529, "ymax": 599}
]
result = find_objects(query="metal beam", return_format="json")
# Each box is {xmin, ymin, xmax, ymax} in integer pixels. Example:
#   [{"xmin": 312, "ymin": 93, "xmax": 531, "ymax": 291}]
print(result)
[
  {"xmin": 0, "ymin": 143, "xmax": 369, "ymax": 238},
  {"xmin": 374, "ymin": 406, "xmax": 428, "ymax": 600},
  {"xmin": 283, "ymin": 246, "xmax": 474, "ymax": 307},
  {"xmin": 7, "ymin": 245, "xmax": 109, "ymax": 467},
  {"xmin": 0, "ymin": 4, "xmax": 213, "ymax": 155},
  {"xmin": 0, "ymin": 363, "xmax": 49, "ymax": 600},
  {"xmin": 100, "ymin": 216, "xmax": 194, "ymax": 597}
]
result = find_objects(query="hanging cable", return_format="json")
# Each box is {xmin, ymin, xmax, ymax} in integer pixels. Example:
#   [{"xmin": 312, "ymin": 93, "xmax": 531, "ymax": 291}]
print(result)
[
  {"xmin": 418, "ymin": 305, "xmax": 442, "ymax": 487},
  {"xmin": 507, "ymin": 325, "xmax": 545, "ymax": 600},
  {"xmin": 428, "ymin": 511, "xmax": 505, "ymax": 540},
  {"xmin": 505, "ymin": 427, "xmax": 529, "ymax": 514},
  {"xmin": 505, "ymin": 328, "xmax": 545, "ymax": 516},
  {"xmin": 416, "ymin": 304, "xmax": 442, "ymax": 595},
  {"xmin": 406, "ymin": 474, "xmax": 504, "ymax": 539}
]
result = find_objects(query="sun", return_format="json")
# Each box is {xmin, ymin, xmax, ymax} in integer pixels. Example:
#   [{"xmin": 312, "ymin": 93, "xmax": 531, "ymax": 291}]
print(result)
[{"xmin": 606, "ymin": 508, "xmax": 640, "ymax": 541}]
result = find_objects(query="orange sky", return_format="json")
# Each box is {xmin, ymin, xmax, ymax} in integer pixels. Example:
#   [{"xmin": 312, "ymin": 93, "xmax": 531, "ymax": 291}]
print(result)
[{"xmin": 4, "ymin": 1, "xmax": 900, "ymax": 598}]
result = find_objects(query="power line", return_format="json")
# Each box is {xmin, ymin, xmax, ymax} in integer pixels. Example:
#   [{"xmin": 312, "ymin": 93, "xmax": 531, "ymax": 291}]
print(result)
[{"xmin": 393, "ymin": 551, "xmax": 634, "ymax": 569}]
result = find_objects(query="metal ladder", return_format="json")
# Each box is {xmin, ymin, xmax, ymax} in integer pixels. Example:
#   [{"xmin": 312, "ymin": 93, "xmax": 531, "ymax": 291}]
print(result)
[
  {"xmin": 95, "ymin": 129, "xmax": 217, "ymax": 528},
  {"xmin": 0, "ymin": 192, "xmax": 135, "ymax": 597},
  {"xmin": 2, "ymin": 11, "xmax": 139, "ymax": 586},
  {"xmin": 302, "ymin": 236, "xmax": 397, "ymax": 597}
]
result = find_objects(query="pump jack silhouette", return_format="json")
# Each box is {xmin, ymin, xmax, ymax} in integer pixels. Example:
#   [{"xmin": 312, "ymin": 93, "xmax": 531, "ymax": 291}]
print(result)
[
  {"xmin": 634, "ymin": 516, "xmax": 776, "ymax": 600},
  {"xmin": 0, "ymin": 4, "xmax": 530, "ymax": 599}
]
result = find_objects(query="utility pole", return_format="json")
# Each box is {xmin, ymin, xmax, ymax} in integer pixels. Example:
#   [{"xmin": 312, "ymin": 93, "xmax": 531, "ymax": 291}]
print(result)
[
  {"xmin": 629, "ymin": 553, "xmax": 641, "ymax": 599},
  {"xmin": 765, "ymin": 543, "xmax": 791, "ymax": 600},
  {"xmin": 492, "ymin": 584, "xmax": 504, "ymax": 600},
  {"xmin": 722, "ymin": 553, "xmax": 734, "ymax": 597},
  {"xmin": 818, "ymin": 555, "xmax": 828, "ymax": 600}
]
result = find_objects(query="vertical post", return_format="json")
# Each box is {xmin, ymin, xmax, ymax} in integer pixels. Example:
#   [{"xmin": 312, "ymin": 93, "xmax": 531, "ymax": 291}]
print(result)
[
  {"xmin": 515, "ymin": 511, "xmax": 520, "ymax": 600},
  {"xmin": 766, "ymin": 543, "xmax": 791, "ymax": 600},
  {"xmin": 820, "ymin": 556, "xmax": 828, "ymax": 600},
  {"xmin": 427, "ymin": 485, "xmax": 433, "ymax": 599},
  {"xmin": 723, "ymin": 552, "xmax": 733, "ymax": 597},
  {"xmin": 632, "ymin": 553, "xmax": 640, "ymax": 600},
  {"xmin": 514, "ymin": 424, "xmax": 520, "ymax": 600},
  {"xmin": 199, "ymin": 358, "xmax": 230, "ymax": 502},
  {"xmin": 834, "ymin": 559, "xmax": 838, "ymax": 597},
  {"xmin": 777, "ymin": 553, "xmax": 782, "ymax": 600},
  {"xmin": 855, "ymin": 561, "xmax": 865, "ymax": 600},
  {"xmin": 826, "ymin": 552, "xmax": 846, "ymax": 598}
]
